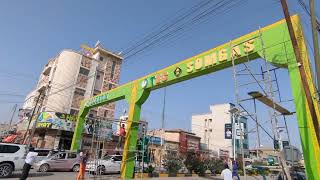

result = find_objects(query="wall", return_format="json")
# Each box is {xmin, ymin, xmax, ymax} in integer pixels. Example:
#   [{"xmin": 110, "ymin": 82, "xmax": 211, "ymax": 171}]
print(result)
[{"xmin": 46, "ymin": 50, "xmax": 82, "ymax": 113}]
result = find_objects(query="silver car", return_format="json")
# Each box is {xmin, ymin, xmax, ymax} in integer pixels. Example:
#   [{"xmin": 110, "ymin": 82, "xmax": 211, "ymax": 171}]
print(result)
[{"xmin": 34, "ymin": 152, "xmax": 80, "ymax": 172}]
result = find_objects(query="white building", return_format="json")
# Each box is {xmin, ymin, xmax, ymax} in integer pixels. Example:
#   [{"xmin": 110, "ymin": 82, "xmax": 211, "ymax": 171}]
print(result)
[
  {"xmin": 191, "ymin": 103, "xmax": 249, "ymax": 158},
  {"xmin": 23, "ymin": 42, "xmax": 122, "ymax": 117},
  {"xmin": 18, "ymin": 42, "xmax": 123, "ymax": 150}
]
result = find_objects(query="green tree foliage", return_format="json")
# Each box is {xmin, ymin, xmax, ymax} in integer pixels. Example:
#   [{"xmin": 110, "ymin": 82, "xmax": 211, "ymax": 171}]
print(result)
[{"xmin": 163, "ymin": 152, "xmax": 183, "ymax": 174}]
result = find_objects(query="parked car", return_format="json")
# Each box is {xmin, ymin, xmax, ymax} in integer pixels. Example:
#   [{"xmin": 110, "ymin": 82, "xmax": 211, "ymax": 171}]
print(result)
[
  {"xmin": 86, "ymin": 155, "xmax": 122, "ymax": 175},
  {"xmin": 0, "ymin": 143, "xmax": 27, "ymax": 178},
  {"xmin": 34, "ymin": 151, "xmax": 80, "ymax": 172}
]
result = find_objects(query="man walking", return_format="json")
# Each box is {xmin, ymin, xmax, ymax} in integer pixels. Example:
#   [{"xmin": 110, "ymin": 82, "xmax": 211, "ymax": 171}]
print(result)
[
  {"xmin": 20, "ymin": 147, "xmax": 38, "ymax": 180},
  {"xmin": 232, "ymin": 161, "xmax": 240, "ymax": 180},
  {"xmin": 221, "ymin": 164, "xmax": 233, "ymax": 180}
]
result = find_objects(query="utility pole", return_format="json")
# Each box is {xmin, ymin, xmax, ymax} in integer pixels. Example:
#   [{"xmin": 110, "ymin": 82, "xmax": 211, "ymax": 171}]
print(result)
[
  {"xmin": 26, "ymin": 89, "xmax": 46, "ymax": 148},
  {"xmin": 161, "ymin": 87, "xmax": 166, "ymax": 129},
  {"xmin": 8, "ymin": 104, "xmax": 17, "ymax": 127},
  {"xmin": 280, "ymin": 0, "xmax": 320, "ymax": 144},
  {"xmin": 22, "ymin": 93, "xmax": 42, "ymax": 143},
  {"xmin": 310, "ymin": 0, "xmax": 320, "ymax": 95}
]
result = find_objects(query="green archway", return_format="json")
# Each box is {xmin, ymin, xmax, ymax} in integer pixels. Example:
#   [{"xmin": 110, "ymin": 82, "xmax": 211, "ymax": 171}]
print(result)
[{"xmin": 71, "ymin": 15, "xmax": 320, "ymax": 179}]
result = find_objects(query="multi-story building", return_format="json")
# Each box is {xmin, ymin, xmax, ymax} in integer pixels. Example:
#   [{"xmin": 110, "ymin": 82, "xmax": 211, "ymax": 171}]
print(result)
[
  {"xmin": 147, "ymin": 129, "xmax": 201, "ymax": 165},
  {"xmin": 191, "ymin": 103, "xmax": 249, "ymax": 159},
  {"xmin": 18, "ymin": 42, "xmax": 123, "ymax": 150}
]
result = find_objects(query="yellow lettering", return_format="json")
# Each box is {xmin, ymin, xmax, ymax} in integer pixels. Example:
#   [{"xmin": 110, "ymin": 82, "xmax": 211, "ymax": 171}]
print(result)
[
  {"xmin": 187, "ymin": 62, "xmax": 194, "ymax": 73},
  {"xmin": 204, "ymin": 53, "xmax": 218, "ymax": 68},
  {"xmin": 219, "ymin": 49, "xmax": 228, "ymax": 62},
  {"xmin": 244, "ymin": 40, "xmax": 255, "ymax": 53},
  {"xmin": 232, "ymin": 46, "xmax": 241, "ymax": 58},
  {"xmin": 195, "ymin": 58, "xmax": 203, "ymax": 70}
]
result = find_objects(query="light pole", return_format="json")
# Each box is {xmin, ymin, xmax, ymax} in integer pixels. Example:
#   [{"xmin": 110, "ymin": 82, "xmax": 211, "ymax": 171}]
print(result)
[
  {"xmin": 229, "ymin": 107, "xmax": 238, "ymax": 161},
  {"xmin": 229, "ymin": 107, "xmax": 246, "ymax": 179}
]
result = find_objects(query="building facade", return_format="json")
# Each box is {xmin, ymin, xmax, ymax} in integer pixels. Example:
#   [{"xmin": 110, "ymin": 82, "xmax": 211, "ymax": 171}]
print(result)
[
  {"xmin": 191, "ymin": 103, "xmax": 249, "ymax": 158},
  {"xmin": 147, "ymin": 129, "xmax": 201, "ymax": 166},
  {"xmin": 18, "ymin": 42, "xmax": 123, "ymax": 150}
]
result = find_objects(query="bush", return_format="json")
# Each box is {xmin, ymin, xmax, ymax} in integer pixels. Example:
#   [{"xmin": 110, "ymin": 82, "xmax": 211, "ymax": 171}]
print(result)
[{"xmin": 163, "ymin": 152, "xmax": 183, "ymax": 175}]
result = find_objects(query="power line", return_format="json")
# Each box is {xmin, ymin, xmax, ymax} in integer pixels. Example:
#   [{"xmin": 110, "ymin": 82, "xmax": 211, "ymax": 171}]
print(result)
[
  {"xmin": 296, "ymin": 0, "xmax": 320, "ymax": 31},
  {"xmin": 121, "ymin": 0, "xmax": 213, "ymax": 56},
  {"xmin": 123, "ymin": 0, "xmax": 244, "ymax": 61}
]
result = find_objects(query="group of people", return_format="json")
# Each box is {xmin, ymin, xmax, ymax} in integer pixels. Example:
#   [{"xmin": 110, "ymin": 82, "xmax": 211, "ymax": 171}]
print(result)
[
  {"xmin": 19, "ymin": 146, "xmax": 89, "ymax": 180},
  {"xmin": 221, "ymin": 161, "xmax": 240, "ymax": 180}
]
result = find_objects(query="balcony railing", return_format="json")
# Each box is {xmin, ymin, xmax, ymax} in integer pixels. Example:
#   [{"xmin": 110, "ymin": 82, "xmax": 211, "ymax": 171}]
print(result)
[
  {"xmin": 76, "ymin": 74, "xmax": 88, "ymax": 89},
  {"xmin": 81, "ymin": 57, "xmax": 92, "ymax": 69},
  {"xmin": 71, "ymin": 94, "xmax": 84, "ymax": 109}
]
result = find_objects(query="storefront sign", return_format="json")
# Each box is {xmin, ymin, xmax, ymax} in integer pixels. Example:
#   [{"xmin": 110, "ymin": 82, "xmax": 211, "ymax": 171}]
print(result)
[
  {"xmin": 85, "ymin": 93, "xmax": 108, "ymax": 107},
  {"xmin": 81, "ymin": 44, "xmax": 95, "ymax": 57},
  {"xmin": 148, "ymin": 136, "xmax": 162, "ymax": 145},
  {"xmin": 187, "ymin": 40, "xmax": 255, "ymax": 73}
]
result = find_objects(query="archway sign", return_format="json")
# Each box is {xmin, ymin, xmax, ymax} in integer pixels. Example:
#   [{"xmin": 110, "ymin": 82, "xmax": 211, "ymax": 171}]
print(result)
[{"xmin": 71, "ymin": 15, "xmax": 320, "ymax": 178}]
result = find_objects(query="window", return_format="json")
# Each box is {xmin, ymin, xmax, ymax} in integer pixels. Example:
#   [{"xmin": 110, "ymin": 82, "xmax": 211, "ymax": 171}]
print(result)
[
  {"xmin": 108, "ymin": 84, "xmax": 113, "ymax": 90},
  {"xmin": 113, "ymin": 156, "xmax": 122, "ymax": 162},
  {"xmin": 96, "ymin": 74, "xmax": 100, "ymax": 80},
  {"xmin": 110, "ymin": 61, "xmax": 116, "ymax": 79},
  {"xmin": 0, "ymin": 145, "xmax": 20, "ymax": 153},
  {"xmin": 79, "ymin": 67, "xmax": 90, "ymax": 76},
  {"xmin": 67, "ymin": 153, "xmax": 77, "ymax": 159},
  {"xmin": 104, "ymin": 110, "xmax": 108, "ymax": 117},
  {"xmin": 70, "ymin": 109, "xmax": 79, "ymax": 116},
  {"xmin": 209, "ymin": 119, "xmax": 212, "ymax": 122},
  {"xmin": 58, "ymin": 153, "xmax": 66, "ymax": 159},
  {"xmin": 99, "ymin": 56, "xmax": 104, "ymax": 61},
  {"xmin": 74, "ymin": 88, "xmax": 85, "ymax": 96}
]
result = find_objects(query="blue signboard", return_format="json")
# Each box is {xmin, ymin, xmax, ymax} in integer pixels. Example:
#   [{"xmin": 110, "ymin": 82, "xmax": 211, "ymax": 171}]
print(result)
[{"xmin": 147, "ymin": 136, "xmax": 162, "ymax": 145}]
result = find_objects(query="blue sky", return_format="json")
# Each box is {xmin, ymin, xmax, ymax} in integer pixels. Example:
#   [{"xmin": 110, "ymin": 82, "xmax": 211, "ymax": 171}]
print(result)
[{"xmin": 0, "ymin": 0, "xmax": 318, "ymax": 149}]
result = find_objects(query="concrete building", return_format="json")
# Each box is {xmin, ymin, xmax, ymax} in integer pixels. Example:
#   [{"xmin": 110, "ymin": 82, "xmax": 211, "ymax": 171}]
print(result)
[
  {"xmin": 147, "ymin": 129, "xmax": 201, "ymax": 165},
  {"xmin": 191, "ymin": 103, "xmax": 249, "ymax": 158},
  {"xmin": 18, "ymin": 42, "xmax": 123, "ymax": 150}
]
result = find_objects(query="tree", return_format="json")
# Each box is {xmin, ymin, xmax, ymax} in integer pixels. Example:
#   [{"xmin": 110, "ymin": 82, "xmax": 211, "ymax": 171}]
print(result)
[{"xmin": 163, "ymin": 152, "xmax": 183, "ymax": 175}]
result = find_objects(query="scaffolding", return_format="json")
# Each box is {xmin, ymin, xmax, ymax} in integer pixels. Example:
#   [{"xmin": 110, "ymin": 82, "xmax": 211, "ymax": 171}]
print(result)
[
  {"xmin": 83, "ymin": 116, "xmax": 148, "ymax": 179},
  {"xmin": 231, "ymin": 30, "xmax": 295, "ymax": 178}
]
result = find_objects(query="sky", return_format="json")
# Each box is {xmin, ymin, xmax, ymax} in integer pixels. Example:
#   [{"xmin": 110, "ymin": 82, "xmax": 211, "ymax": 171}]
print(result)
[{"xmin": 0, "ymin": 0, "xmax": 318, "ymax": 149}]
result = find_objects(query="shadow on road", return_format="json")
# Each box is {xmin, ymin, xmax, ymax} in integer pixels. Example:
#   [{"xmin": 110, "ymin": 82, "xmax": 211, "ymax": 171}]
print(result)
[{"xmin": 9, "ymin": 172, "xmax": 54, "ymax": 178}]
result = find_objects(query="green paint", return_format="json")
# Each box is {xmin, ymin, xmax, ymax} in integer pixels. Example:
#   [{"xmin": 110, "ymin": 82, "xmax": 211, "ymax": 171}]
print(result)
[{"xmin": 71, "ymin": 15, "xmax": 320, "ymax": 178}]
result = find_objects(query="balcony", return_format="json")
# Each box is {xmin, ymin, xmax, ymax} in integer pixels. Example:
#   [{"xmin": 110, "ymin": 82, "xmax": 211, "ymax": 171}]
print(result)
[
  {"xmin": 71, "ymin": 94, "xmax": 84, "ymax": 109},
  {"xmin": 76, "ymin": 74, "xmax": 88, "ymax": 89},
  {"xmin": 81, "ymin": 57, "xmax": 92, "ymax": 69}
]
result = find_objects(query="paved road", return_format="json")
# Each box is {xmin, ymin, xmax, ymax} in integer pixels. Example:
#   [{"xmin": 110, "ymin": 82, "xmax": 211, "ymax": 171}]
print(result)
[{"xmin": 8, "ymin": 170, "xmax": 272, "ymax": 180}]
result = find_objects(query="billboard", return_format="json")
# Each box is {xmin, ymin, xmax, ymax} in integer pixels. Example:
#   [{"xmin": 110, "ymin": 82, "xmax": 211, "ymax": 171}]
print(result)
[{"xmin": 224, "ymin": 123, "xmax": 232, "ymax": 139}]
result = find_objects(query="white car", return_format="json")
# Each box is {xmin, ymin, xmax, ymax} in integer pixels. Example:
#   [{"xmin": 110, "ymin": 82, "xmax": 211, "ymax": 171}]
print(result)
[
  {"xmin": 0, "ymin": 143, "xmax": 27, "ymax": 178},
  {"xmin": 86, "ymin": 155, "xmax": 122, "ymax": 175}
]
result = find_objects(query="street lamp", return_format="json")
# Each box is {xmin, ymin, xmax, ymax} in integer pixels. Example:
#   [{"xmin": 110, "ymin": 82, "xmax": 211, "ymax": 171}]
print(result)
[
  {"xmin": 229, "ymin": 107, "xmax": 246, "ymax": 179},
  {"xmin": 229, "ymin": 107, "xmax": 239, "ymax": 161}
]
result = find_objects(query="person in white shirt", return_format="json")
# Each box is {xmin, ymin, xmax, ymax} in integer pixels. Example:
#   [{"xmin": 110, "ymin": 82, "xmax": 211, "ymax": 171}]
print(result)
[
  {"xmin": 221, "ymin": 164, "xmax": 233, "ymax": 180},
  {"xmin": 20, "ymin": 147, "xmax": 38, "ymax": 180}
]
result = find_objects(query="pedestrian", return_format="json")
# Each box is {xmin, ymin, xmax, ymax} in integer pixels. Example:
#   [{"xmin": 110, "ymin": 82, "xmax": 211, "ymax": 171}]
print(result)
[
  {"xmin": 118, "ymin": 123, "xmax": 126, "ymax": 148},
  {"xmin": 47, "ymin": 149, "xmax": 54, "ymax": 158},
  {"xmin": 232, "ymin": 161, "xmax": 240, "ymax": 180},
  {"xmin": 221, "ymin": 164, "xmax": 233, "ymax": 180},
  {"xmin": 77, "ymin": 151, "xmax": 88, "ymax": 180},
  {"xmin": 20, "ymin": 147, "xmax": 38, "ymax": 180}
]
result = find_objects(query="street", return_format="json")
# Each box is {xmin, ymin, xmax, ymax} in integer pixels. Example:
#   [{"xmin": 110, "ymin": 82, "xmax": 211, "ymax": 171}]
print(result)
[{"xmin": 8, "ymin": 170, "xmax": 273, "ymax": 180}]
